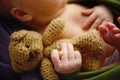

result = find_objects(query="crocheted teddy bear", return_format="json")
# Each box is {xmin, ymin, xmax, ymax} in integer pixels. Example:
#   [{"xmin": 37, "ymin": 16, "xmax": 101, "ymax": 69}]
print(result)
[
  {"xmin": 9, "ymin": 18, "xmax": 105, "ymax": 80},
  {"xmin": 42, "ymin": 18, "xmax": 105, "ymax": 72}
]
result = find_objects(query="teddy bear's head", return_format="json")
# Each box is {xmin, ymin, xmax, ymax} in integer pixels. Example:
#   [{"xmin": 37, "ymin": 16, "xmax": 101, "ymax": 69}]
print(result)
[{"xmin": 9, "ymin": 30, "xmax": 43, "ymax": 72}]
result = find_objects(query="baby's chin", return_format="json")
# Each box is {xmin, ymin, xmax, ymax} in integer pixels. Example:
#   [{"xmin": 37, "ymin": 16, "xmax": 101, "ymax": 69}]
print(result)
[
  {"xmin": 42, "ymin": 7, "xmax": 66, "ymax": 25},
  {"xmin": 54, "ymin": 5, "xmax": 66, "ymax": 19}
]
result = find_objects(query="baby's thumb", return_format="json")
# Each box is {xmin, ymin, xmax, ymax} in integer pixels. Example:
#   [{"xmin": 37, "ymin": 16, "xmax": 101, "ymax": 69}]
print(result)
[{"xmin": 81, "ymin": 9, "xmax": 94, "ymax": 16}]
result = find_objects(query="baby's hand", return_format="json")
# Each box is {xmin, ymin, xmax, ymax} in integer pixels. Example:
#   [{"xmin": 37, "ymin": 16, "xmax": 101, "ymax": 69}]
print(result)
[
  {"xmin": 51, "ymin": 43, "xmax": 82, "ymax": 74},
  {"xmin": 82, "ymin": 5, "xmax": 113, "ymax": 30},
  {"xmin": 98, "ymin": 21, "xmax": 120, "ymax": 52}
]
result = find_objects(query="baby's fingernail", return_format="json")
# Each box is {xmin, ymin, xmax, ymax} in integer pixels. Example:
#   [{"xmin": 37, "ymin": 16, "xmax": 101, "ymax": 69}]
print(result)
[{"xmin": 52, "ymin": 50, "xmax": 58, "ymax": 54}]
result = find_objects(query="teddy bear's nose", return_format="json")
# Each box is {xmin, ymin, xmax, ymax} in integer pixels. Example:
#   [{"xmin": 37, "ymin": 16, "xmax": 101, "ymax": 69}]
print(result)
[{"xmin": 27, "ymin": 51, "xmax": 38, "ymax": 62}]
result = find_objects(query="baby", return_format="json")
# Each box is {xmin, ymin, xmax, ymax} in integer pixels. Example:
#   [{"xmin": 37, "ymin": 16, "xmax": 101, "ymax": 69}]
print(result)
[{"xmin": 0, "ymin": 0, "xmax": 117, "ymax": 75}]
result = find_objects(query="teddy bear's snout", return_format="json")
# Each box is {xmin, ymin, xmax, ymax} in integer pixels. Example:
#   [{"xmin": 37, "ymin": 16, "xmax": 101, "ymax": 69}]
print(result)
[{"xmin": 27, "ymin": 50, "xmax": 39, "ymax": 62}]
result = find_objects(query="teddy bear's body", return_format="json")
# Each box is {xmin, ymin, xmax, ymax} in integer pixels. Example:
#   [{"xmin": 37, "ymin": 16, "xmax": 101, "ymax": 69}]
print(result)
[{"xmin": 9, "ymin": 18, "xmax": 105, "ymax": 80}]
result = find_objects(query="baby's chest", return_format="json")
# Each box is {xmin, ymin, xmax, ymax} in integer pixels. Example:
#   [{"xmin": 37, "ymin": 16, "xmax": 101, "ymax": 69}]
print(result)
[{"xmin": 57, "ymin": 4, "xmax": 88, "ymax": 39}]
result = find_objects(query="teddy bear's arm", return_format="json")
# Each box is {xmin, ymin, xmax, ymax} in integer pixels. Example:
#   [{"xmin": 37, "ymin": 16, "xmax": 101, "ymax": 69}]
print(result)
[
  {"xmin": 71, "ymin": 30, "xmax": 105, "ymax": 71},
  {"xmin": 42, "ymin": 18, "xmax": 65, "ymax": 46},
  {"xmin": 40, "ymin": 58, "xmax": 59, "ymax": 80},
  {"xmin": 72, "ymin": 29, "xmax": 105, "ymax": 56}
]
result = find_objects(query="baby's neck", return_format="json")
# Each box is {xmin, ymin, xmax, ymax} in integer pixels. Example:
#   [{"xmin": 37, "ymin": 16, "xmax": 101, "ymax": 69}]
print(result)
[
  {"xmin": 36, "ymin": 24, "xmax": 49, "ymax": 34},
  {"xmin": 31, "ymin": 23, "xmax": 49, "ymax": 34}
]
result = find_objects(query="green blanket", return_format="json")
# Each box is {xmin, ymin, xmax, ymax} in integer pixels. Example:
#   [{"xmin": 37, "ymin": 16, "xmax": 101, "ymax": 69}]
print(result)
[
  {"xmin": 59, "ymin": 0, "xmax": 120, "ymax": 80},
  {"xmin": 60, "ymin": 65, "xmax": 120, "ymax": 80}
]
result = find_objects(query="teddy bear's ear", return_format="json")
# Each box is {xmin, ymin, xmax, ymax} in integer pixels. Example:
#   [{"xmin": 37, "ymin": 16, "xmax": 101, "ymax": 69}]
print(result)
[{"xmin": 11, "ymin": 30, "xmax": 28, "ymax": 41}]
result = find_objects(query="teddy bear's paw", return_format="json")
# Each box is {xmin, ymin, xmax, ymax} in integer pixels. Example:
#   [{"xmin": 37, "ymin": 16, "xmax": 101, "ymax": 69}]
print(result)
[
  {"xmin": 42, "ymin": 18, "xmax": 65, "ymax": 46},
  {"xmin": 41, "ymin": 58, "xmax": 59, "ymax": 80}
]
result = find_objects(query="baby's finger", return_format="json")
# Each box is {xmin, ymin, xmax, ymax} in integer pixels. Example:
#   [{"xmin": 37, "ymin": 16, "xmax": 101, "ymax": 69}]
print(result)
[
  {"xmin": 81, "ymin": 9, "xmax": 94, "ymax": 16},
  {"xmin": 98, "ymin": 25, "xmax": 108, "ymax": 36},
  {"xmin": 112, "ymin": 28, "xmax": 120, "ymax": 34},
  {"xmin": 102, "ymin": 19, "xmax": 113, "ymax": 26},
  {"xmin": 90, "ymin": 17, "xmax": 103, "ymax": 29},
  {"xmin": 114, "ymin": 34, "xmax": 120, "ymax": 39},
  {"xmin": 106, "ymin": 22, "xmax": 116, "ymax": 31},
  {"xmin": 75, "ymin": 51, "xmax": 82, "ymax": 65},
  {"xmin": 61, "ymin": 43, "xmax": 68, "ymax": 61},
  {"xmin": 67, "ymin": 43, "xmax": 74, "ymax": 61},
  {"xmin": 82, "ymin": 13, "xmax": 97, "ymax": 30},
  {"xmin": 51, "ymin": 50, "xmax": 61, "ymax": 67}
]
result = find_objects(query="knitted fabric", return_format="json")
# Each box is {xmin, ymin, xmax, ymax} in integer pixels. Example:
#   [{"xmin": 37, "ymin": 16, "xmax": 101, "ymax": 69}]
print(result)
[
  {"xmin": 42, "ymin": 18, "xmax": 65, "ymax": 46},
  {"xmin": 72, "ymin": 29, "xmax": 104, "ymax": 56},
  {"xmin": 43, "ymin": 24, "xmax": 104, "ymax": 71},
  {"xmin": 82, "ymin": 54, "xmax": 101, "ymax": 71},
  {"xmin": 40, "ymin": 58, "xmax": 59, "ymax": 80},
  {"xmin": 9, "ymin": 30, "xmax": 43, "ymax": 72}
]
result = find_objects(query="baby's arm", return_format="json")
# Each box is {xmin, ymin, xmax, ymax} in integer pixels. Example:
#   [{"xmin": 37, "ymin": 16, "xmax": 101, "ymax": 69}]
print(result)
[
  {"xmin": 98, "ymin": 17, "xmax": 120, "ymax": 53},
  {"xmin": 51, "ymin": 43, "xmax": 82, "ymax": 74},
  {"xmin": 82, "ymin": 5, "xmax": 113, "ymax": 30}
]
